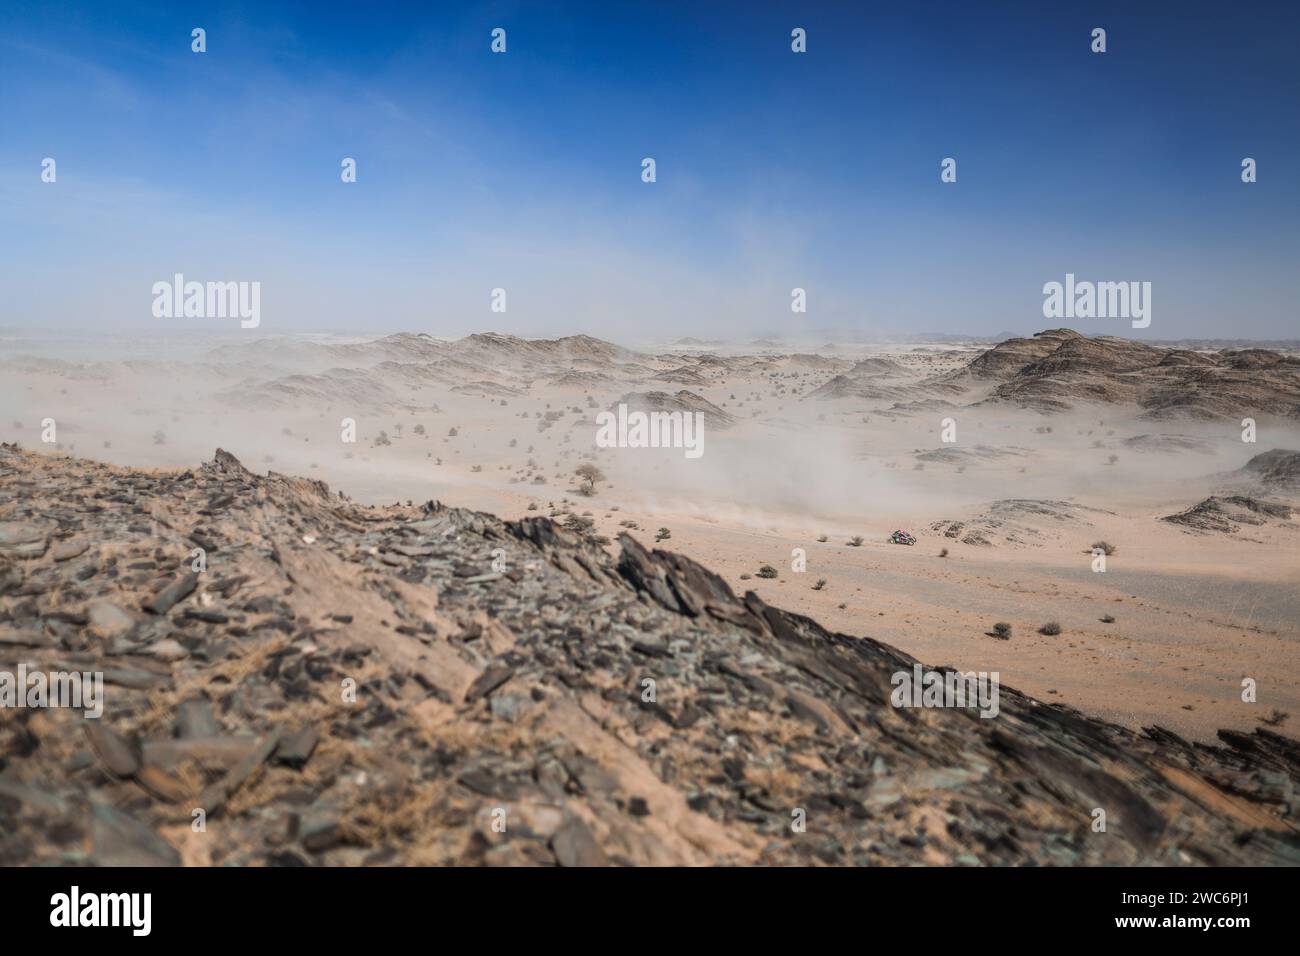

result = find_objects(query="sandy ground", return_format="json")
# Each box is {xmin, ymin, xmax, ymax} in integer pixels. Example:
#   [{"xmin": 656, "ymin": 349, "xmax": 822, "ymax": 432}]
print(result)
[
  {"xmin": 441, "ymin": 479, "xmax": 1299, "ymax": 742},
  {"xmin": 3, "ymin": 330, "xmax": 1297, "ymax": 742}
]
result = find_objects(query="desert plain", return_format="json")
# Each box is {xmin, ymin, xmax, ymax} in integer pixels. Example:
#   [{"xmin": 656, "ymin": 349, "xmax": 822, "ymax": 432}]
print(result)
[{"xmin": 4, "ymin": 325, "xmax": 1298, "ymax": 743}]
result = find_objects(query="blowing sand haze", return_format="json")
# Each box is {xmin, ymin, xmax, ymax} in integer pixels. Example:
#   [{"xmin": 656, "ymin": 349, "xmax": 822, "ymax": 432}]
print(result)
[{"xmin": 2, "ymin": 0, "xmax": 1297, "ymax": 940}]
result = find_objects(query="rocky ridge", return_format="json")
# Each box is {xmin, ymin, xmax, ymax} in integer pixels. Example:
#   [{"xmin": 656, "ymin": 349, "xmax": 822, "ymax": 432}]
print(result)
[
  {"xmin": 953, "ymin": 329, "xmax": 1300, "ymax": 420},
  {"xmin": 1, "ymin": 445, "xmax": 1297, "ymax": 866}
]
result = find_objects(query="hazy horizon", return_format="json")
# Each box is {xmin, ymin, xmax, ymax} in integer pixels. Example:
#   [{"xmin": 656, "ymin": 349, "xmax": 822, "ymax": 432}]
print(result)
[{"xmin": 3, "ymin": 324, "xmax": 1300, "ymax": 350}]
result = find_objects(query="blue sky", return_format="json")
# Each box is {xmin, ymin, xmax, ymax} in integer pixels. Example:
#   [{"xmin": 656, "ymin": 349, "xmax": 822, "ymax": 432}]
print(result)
[{"xmin": 2, "ymin": 0, "xmax": 1297, "ymax": 340}]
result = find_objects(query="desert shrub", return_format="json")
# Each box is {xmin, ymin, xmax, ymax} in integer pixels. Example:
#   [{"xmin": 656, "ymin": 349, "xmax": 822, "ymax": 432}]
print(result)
[
  {"xmin": 847, "ymin": 536, "xmax": 864, "ymax": 547},
  {"xmin": 655, "ymin": 527, "xmax": 671, "ymax": 542},
  {"xmin": 992, "ymin": 622, "xmax": 1012, "ymax": 639},
  {"xmin": 757, "ymin": 565, "xmax": 778, "ymax": 579},
  {"xmin": 812, "ymin": 578, "xmax": 827, "ymax": 590},
  {"xmin": 1092, "ymin": 540, "xmax": 1116, "ymax": 556},
  {"xmin": 939, "ymin": 547, "xmax": 949, "ymax": 558},
  {"xmin": 574, "ymin": 463, "xmax": 606, "ymax": 495},
  {"xmin": 1100, "ymin": 614, "xmax": 1116, "ymax": 623},
  {"xmin": 1039, "ymin": 621, "xmax": 1062, "ymax": 636}
]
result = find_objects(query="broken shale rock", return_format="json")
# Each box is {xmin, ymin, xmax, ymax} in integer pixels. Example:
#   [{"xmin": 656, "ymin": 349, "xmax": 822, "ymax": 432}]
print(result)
[
  {"xmin": 0, "ymin": 444, "xmax": 1296, "ymax": 867},
  {"xmin": 142, "ymin": 572, "xmax": 199, "ymax": 615}
]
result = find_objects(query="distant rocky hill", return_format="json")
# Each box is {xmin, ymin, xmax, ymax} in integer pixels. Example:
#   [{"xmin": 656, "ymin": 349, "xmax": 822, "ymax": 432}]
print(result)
[
  {"xmin": 612, "ymin": 390, "xmax": 736, "ymax": 429},
  {"xmin": 957, "ymin": 329, "xmax": 1300, "ymax": 419},
  {"xmin": 651, "ymin": 366, "xmax": 710, "ymax": 386},
  {"xmin": 1161, "ymin": 495, "xmax": 1294, "ymax": 535},
  {"xmin": 1, "ymin": 445, "xmax": 1297, "ymax": 866},
  {"xmin": 1236, "ymin": 449, "xmax": 1300, "ymax": 490},
  {"xmin": 204, "ymin": 331, "xmax": 451, "ymax": 369},
  {"xmin": 205, "ymin": 332, "xmax": 655, "ymax": 409},
  {"xmin": 219, "ymin": 360, "xmax": 467, "ymax": 410},
  {"xmin": 448, "ymin": 332, "xmax": 639, "ymax": 369}
]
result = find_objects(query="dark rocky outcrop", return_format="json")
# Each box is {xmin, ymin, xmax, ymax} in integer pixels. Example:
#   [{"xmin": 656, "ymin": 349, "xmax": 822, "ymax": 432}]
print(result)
[
  {"xmin": 1238, "ymin": 449, "xmax": 1300, "ymax": 489},
  {"xmin": 957, "ymin": 330, "xmax": 1300, "ymax": 420},
  {"xmin": 1161, "ymin": 495, "xmax": 1294, "ymax": 534},
  {"xmin": 611, "ymin": 390, "xmax": 735, "ymax": 429},
  {"xmin": 1, "ymin": 446, "xmax": 1296, "ymax": 866}
]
